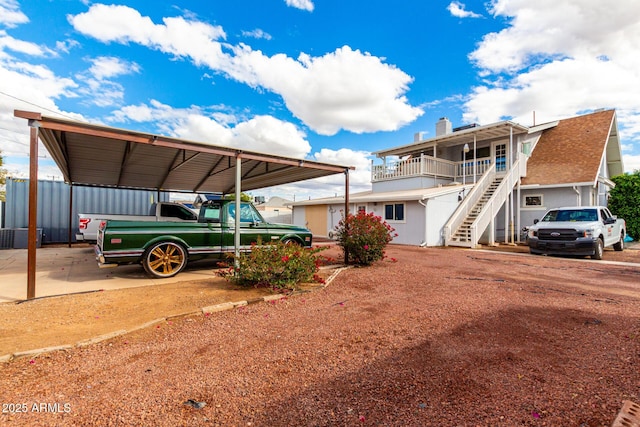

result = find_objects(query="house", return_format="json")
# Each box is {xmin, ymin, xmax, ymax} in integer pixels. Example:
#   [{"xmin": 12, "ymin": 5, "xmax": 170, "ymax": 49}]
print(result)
[
  {"xmin": 291, "ymin": 109, "xmax": 624, "ymax": 247},
  {"xmin": 255, "ymin": 196, "xmax": 293, "ymax": 223}
]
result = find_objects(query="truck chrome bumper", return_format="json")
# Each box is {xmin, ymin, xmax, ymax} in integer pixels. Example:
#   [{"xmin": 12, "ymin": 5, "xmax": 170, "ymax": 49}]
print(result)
[{"xmin": 94, "ymin": 245, "xmax": 117, "ymax": 268}]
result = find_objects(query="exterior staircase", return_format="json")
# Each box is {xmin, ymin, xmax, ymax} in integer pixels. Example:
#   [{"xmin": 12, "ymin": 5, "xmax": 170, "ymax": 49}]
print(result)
[
  {"xmin": 444, "ymin": 157, "xmax": 526, "ymax": 248},
  {"xmin": 449, "ymin": 176, "xmax": 503, "ymax": 244}
]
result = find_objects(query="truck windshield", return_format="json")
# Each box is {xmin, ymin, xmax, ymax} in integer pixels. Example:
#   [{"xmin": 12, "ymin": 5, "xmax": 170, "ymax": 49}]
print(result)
[
  {"xmin": 541, "ymin": 209, "xmax": 598, "ymax": 222},
  {"xmin": 227, "ymin": 203, "xmax": 264, "ymax": 223}
]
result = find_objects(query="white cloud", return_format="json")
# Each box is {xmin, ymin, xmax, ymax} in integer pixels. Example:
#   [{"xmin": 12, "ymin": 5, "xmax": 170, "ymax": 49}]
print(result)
[
  {"xmin": 261, "ymin": 147, "xmax": 372, "ymax": 200},
  {"xmin": 55, "ymin": 39, "xmax": 80, "ymax": 54},
  {"xmin": 0, "ymin": 30, "xmax": 56, "ymax": 57},
  {"xmin": 0, "ymin": 0, "xmax": 28, "ymax": 28},
  {"xmin": 88, "ymin": 56, "xmax": 140, "ymax": 80},
  {"xmin": 68, "ymin": 56, "xmax": 140, "ymax": 108},
  {"xmin": 447, "ymin": 2, "xmax": 482, "ymax": 19},
  {"xmin": 71, "ymin": 57, "xmax": 141, "ymax": 108},
  {"xmin": 313, "ymin": 147, "xmax": 371, "ymax": 188},
  {"xmin": 285, "ymin": 0, "xmax": 314, "ymax": 12},
  {"xmin": 0, "ymin": 55, "xmax": 79, "ymax": 158},
  {"xmin": 462, "ymin": 0, "xmax": 640, "ymax": 172},
  {"xmin": 224, "ymin": 45, "xmax": 423, "ymax": 135},
  {"xmin": 623, "ymin": 154, "xmax": 640, "ymax": 172},
  {"xmin": 69, "ymin": 5, "xmax": 228, "ymax": 66},
  {"xmin": 241, "ymin": 29, "xmax": 272, "ymax": 40},
  {"xmin": 108, "ymin": 101, "xmax": 312, "ymax": 159},
  {"xmin": 69, "ymin": 5, "xmax": 422, "ymax": 136},
  {"xmin": 233, "ymin": 116, "xmax": 310, "ymax": 157},
  {"xmin": 475, "ymin": 0, "xmax": 640, "ymax": 73}
]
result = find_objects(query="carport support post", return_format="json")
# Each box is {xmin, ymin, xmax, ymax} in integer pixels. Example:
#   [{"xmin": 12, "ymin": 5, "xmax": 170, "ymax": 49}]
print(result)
[
  {"xmin": 27, "ymin": 121, "xmax": 39, "ymax": 300},
  {"xmin": 68, "ymin": 184, "xmax": 73, "ymax": 247},
  {"xmin": 234, "ymin": 155, "xmax": 241, "ymax": 267},
  {"xmin": 344, "ymin": 169, "xmax": 350, "ymax": 264}
]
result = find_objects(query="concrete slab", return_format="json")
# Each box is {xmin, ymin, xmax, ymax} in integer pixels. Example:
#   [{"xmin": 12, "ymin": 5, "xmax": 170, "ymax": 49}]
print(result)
[{"xmin": 0, "ymin": 245, "xmax": 224, "ymax": 303}]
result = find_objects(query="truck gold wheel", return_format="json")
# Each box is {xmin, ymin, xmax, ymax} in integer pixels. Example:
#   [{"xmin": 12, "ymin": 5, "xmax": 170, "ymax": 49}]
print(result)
[{"xmin": 143, "ymin": 242, "xmax": 187, "ymax": 278}]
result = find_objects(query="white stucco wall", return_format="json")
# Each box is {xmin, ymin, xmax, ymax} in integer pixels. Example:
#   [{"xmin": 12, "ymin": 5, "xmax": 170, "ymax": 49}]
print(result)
[
  {"xmin": 295, "ymin": 192, "xmax": 460, "ymax": 246},
  {"xmin": 372, "ymin": 176, "xmax": 452, "ymax": 192},
  {"xmin": 519, "ymin": 186, "xmax": 597, "ymax": 227}
]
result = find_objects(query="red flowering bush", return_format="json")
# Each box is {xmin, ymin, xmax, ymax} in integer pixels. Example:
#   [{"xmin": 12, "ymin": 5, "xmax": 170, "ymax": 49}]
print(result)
[
  {"xmin": 334, "ymin": 211, "xmax": 396, "ymax": 266},
  {"xmin": 219, "ymin": 240, "xmax": 329, "ymax": 290}
]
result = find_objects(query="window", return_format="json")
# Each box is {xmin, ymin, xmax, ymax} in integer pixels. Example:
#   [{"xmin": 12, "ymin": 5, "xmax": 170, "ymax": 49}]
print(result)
[
  {"xmin": 524, "ymin": 195, "xmax": 543, "ymax": 207},
  {"xmin": 202, "ymin": 203, "xmax": 221, "ymax": 222},
  {"xmin": 160, "ymin": 203, "xmax": 197, "ymax": 220},
  {"xmin": 357, "ymin": 205, "xmax": 366, "ymax": 214},
  {"xmin": 384, "ymin": 203, "xmax": 405, "ymax": 222}
]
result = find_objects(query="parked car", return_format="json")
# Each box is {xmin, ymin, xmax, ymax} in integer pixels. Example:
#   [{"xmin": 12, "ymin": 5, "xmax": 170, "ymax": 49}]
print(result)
[{"xmin": 527, "ymin": 206, "xmax": 626, "ymax": 259}]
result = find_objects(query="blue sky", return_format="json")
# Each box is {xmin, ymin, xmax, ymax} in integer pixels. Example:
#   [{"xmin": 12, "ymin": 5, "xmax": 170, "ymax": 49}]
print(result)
[{"xmin": 1, "ymin": 0, "xmax": 639, "ymax": 200}]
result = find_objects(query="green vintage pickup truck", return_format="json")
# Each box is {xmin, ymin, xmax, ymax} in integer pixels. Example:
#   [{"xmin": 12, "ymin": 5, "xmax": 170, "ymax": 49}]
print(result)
[{"xmin": 95, "ymin": 199, "xmax": 312, "ymax": 278}]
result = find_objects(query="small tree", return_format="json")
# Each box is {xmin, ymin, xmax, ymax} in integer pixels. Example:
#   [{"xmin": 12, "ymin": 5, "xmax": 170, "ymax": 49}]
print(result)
[
  {"xmin": 608, "ymin": 171, "xmax": 640, "ymax": 240},
  {"xmin": 223, "ymin": 192, "xmax": 253, "ymax": 202},
  {"xmin": 334, "ymin": 211, "xmax": 396, "ymax": 266}
]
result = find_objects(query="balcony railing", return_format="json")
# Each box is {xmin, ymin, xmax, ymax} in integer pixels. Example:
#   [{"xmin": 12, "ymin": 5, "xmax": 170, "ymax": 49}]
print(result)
[{"xmin": 371, "ymin": 155, "xmax": 492, "ymax": 182}]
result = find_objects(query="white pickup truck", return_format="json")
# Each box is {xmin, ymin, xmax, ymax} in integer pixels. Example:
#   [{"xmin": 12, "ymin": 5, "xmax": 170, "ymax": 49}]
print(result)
[
  {"xmin": 76, "ymin": 201, "xmax": 197, "ymax": 243},
  {"xmin": 527, "ymin": 206, "xmax": 626, "ymax": 260}
]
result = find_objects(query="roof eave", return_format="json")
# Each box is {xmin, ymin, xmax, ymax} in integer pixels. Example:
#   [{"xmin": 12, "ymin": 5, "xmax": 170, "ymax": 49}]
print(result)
[{"xmin": 373, "ymin": 120, "xmax": 529, "ymax": 158}]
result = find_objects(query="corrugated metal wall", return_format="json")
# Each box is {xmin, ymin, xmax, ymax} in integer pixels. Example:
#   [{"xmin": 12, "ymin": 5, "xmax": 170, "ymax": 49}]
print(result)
[{"xmin": 4, "ymin": 178, "xmax": 170, "ymax": 244}]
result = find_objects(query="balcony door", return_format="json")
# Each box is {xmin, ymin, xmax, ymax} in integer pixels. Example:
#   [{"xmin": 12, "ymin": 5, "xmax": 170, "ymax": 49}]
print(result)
[{"xmin": 493, "ymin": 142, "xmax": 507, "ymax": 172}]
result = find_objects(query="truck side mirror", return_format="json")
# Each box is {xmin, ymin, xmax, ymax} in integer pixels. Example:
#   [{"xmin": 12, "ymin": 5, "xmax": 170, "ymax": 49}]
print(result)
[{"xmin": 533, "ymin": 219, "xmax": 539, "ymax": 224}]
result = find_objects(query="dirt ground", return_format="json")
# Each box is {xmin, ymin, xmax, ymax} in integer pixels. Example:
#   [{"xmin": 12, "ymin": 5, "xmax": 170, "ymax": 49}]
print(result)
[
  {"xmin": 0, "ymin": 243, "xmax": 639, "ymax": 426},
  {"xmin": 0, "ymin": 262, "xmax": 337, "ymax": 357},
  {"xmin": 0, "ymin": 242, "xmax": 637, "ymax": 357}
]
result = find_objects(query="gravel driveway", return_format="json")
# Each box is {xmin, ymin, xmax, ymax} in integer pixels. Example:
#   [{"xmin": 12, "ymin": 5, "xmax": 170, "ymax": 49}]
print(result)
[{"xmin": 1, "ymin": 245, "xmax": 639, "ymax": 426}]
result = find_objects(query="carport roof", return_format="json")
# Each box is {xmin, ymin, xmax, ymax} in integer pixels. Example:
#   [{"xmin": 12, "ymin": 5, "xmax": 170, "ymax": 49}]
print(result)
[{"xmin": 14, "ymin": 110, "xmax": 353, "ymax": 194}]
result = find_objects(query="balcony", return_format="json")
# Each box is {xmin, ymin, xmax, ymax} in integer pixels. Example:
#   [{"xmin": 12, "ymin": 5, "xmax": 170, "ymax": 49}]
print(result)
[{"xmin": 371, "ymin": 154, "xmax": 493, "ymax": 183}]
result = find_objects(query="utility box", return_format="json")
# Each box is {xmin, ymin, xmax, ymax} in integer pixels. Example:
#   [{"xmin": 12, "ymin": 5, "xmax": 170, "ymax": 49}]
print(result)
[
  {"xmin": 13, "ymin": 228, "xmax": 42, "ymax": 249},
  {"xmin": 0, "ymin": 229, "xmax": 14, "ymax": 249}
]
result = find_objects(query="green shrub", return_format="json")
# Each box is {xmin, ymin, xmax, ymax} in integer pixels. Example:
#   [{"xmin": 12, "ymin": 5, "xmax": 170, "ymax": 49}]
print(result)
[
  {"xmin": 609, "ymin": 171, "xmax": 640, "ymax": 240},
  {"xmin": 334, "ymin": 211, "xmax": 396, "ymax": 266},
  {"xmin": 219, "ymin": 240, "xmax": 329, "ymax": 290}
]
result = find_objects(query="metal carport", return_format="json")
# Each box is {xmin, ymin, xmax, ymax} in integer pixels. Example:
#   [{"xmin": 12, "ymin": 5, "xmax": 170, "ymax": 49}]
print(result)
[{"xmin": 14, "ymin": 110, "xmax": 354, "ymax": 299}]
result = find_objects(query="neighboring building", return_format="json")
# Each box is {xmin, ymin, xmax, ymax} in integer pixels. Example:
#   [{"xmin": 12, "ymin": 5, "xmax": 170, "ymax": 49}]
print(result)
[
  {"xmin": 292, "ymin": 109, "xmax": 624, "ymax": 247},
  {"xmin": 255, "ymin": 196, "xmax": 293, "ymax": 224}
]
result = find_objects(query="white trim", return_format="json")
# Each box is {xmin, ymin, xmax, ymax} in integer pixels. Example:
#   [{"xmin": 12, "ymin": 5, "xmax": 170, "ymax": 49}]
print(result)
[
  {"xmin": 520, "ymin": 181, "xmax": 595, "ymax": 190},
  {"xmin": 291, "ymin": 186, "xmax": 466, "ymax": 206},
  {"xmin": 528, "ymin": 121, "xmax": 559, "ymax": 133}
]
